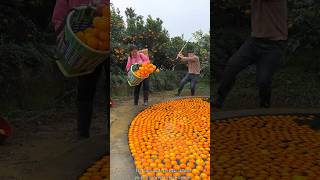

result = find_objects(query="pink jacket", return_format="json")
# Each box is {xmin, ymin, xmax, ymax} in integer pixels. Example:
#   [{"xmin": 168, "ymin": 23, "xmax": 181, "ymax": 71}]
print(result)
[
  {"xmin": 52, "ymin": 0, "xmax": 108, "ymax": 32},
  {"xmin": 126, "ymin": 53, "xmax": 150, "ymax": 71}
]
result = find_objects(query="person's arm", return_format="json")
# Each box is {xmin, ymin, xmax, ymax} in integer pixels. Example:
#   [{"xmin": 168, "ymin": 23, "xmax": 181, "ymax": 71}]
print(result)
[
  {"xmin": 52, "ymin": 0, "xmax": 70, "ymax": 32},
  {"xmin": 181, "ymin": 56, "xmax": 198, "ymax": 62},
  {"xmin": 140, "ymin": 53, "xmax": 150, "ymax": 64},
  {"xmin": 126, "ymin": 57, "xmax": 132, "ymax": 72},
  {"xmin": 178, "ymin": 54, "xmax": 198, "ymax": 63}
]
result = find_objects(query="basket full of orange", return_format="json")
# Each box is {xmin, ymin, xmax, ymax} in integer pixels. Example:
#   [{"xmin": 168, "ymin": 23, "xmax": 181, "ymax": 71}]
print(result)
[
  {"xmin": 128, "ymin": 63, "xmax": 157, "ymax": 86},
  {"xmin": 56, "ymin": 4, "xmax": 109, "ymax": 78}
]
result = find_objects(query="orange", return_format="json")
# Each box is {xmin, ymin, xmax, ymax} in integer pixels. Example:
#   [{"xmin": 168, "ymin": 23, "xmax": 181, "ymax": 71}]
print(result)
[
  {"xmin": 193, "ymin": 176, "xmax": 201, "ymax": 180},
  {"xmin": 78, "ymin": 176, "xmax": 90, "ymax": 180},
  {"xmin": 102, "ymin": 5, "xmax": 109, "ymax": 17},
  {"xmin": 90, "ymin": 176, "xmax": 102, "ymax": 180},
  {"xmin": 86, "ymin": 36, "xmax": 99, "ymax": 49},
  {"xmin": 188, "ymin": 162, "xmax": 195, "ymax": 169},
  {"xmin": 150, "ymin": 163, "xmax": 156, "ymax": 168},
  {"xmin": 196, "ymin": 165, "xmax": 203, "ymax": 171},
  {"xmin": 192, "ymin": 169, "xmax": 200, "ymax": 175},
  {"xmin": 93, "ymin": 17, "xmax": 103, "ymax": 29},
  {"xmin": 186, "ymin": 173, "xmax": 194, "ymax": 178},
  {"xmin": 84, "ymin": 27, "xmax": 98, "ymax": 36},
  {"xmin": 98, "ymin": 41, "xmax": 108, "ymax": 51},
  {"xmin": 173, "ymin": 165, "xmax": 180, "ymax": 170},
  {"xmin": 156, "ymin": 172, "xmax": 164, "ymax": 177},
  {"xmin": 173, "ymin": 172, "xmax": 181, "ymax": 177},
  {"xmin": 180, "ymin": 164, "xmax": 187, "ymax": 169},
  {"xmin": 96, "ymin": 18, "xmax": 107, "ymax": 31},
  {"xmin": 171, "ymin": 161, "xmax": 178, "ymax": 166},
  {"xmin": 76, "ymin": 31, "xmax": 86, "ymax": 43},
  {"xmin": 180, "ymin": 159, "xmax": 187, "ymax": 164},
  {"xmin": 200, "ymin": 173, "xmax": 207, "ymax": 178},
  {"xmin": 99, "ymin": 31, "xmax": 108, "ymax": 41},
  {"xmin": 146, "ymin": 172, "xmax": 155, "ymax": 177}
]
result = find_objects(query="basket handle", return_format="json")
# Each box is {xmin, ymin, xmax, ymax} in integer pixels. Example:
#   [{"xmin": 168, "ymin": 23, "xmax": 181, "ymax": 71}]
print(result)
[{"xmin": 55, "ymin": 8, "xmax": 76, "ymax": 37}]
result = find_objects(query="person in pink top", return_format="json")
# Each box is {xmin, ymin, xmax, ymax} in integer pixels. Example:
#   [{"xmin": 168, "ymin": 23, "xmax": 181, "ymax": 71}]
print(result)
[
  {"xmin": 52, "ymin": 0, "xmax": 108, "ymax": 140},
  {"xmin": 52, "ymin": 0, "xmax": 107, "ymax": 38},
  {"xmin": 126, "ymin": 45, "xmax": 150, "ymax": 106}
]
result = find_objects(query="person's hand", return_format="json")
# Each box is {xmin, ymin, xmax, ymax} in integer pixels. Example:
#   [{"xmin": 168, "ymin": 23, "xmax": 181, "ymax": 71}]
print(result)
[{"xmin": 178, "ymin": 52, "xmax": 184, "ymax": 59}]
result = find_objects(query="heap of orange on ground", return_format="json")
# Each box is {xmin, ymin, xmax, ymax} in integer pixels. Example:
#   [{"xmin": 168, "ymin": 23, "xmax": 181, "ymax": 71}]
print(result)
[
  {"xmin": 129, "ymin": 98, "xmax": 210, "ymax": 180},
  {"xmin": 214, "ymin": 114, "xmax": 320, "ymax": 179},
  {"xmin": 76, "ymin": 5, "xmax": 109, "ymax": 51},
  {"xmin": 134, "ymin": 63, "xmax": 158, "ymax": 78},
  {"xmin": 78, "ymin": 155, "xmax": 109, "ymax": 180}
]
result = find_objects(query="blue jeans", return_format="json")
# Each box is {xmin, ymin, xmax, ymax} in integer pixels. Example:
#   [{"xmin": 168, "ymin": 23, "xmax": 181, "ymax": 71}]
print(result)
[
  {"xmin": 178, "ymin": 73, "xmax": 199, "ymax": 96},
  {"xmin": 217, "ymin": 37, "xmax": 286, "ymax": 106}
]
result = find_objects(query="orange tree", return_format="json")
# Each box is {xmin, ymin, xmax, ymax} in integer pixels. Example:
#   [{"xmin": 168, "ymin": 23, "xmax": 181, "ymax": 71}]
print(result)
[
  {"xmin": 111, "ymin": 6, "xmax": 210, "ymax": 74},
  {"xmin": 213, "ymin": 0, "xmax": 320, "ymax": 75},
  {"xmin": 110, "ymin": 5, "xmax": 209, "ymax": 93}
]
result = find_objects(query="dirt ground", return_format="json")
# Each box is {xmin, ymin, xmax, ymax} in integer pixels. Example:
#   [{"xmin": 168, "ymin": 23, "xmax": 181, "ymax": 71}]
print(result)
[{"xmin": 0, "ymin": 105, "xmax": 108, "ymax": 180}]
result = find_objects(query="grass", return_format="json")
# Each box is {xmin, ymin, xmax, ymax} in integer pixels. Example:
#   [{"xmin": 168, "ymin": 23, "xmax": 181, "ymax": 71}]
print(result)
[
  {"xmin": 111, "ymin": 79, "xmax": 210, "ymax": 99},
  {"xmin": 213, "ymin": 66, "xmax": 320, "ymax": 110}
]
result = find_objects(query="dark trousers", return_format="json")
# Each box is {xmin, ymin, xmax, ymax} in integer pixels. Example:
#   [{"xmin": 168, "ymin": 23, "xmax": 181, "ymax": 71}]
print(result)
[
  {"xmin": 77, "ymin": 61, "xmax": 107, "ymax": 137},
  {"xmin": 178, "ymin": 73, "xmax": 199, "ymax": 96},
  {"xmin": 217, "ymin": 37, "xmax": 286, "ymax": 106},
  {"xmin": 134, "ymin": 78, "xmax": 149, "ymax": 105}
]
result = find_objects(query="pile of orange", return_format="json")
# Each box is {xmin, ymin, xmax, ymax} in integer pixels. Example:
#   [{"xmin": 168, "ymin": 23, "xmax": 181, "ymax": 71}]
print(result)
[
  {"xmin": 129, "ymin": 98, "xmax": 210, "ymax": 180},
  {"xmin": 78, "ymin": 155, "xmax": 109, "ymax": 180},
  {"xmin": 134, "ymin": 63, "xmax": 159, "ymax": 78},
  {"xmin": 75, "ymin": 5, "xmax": 109, "ymax": 51},
  {"xmin": 213, "ymin": 115, "xmax": 320, "ymax": 179}
]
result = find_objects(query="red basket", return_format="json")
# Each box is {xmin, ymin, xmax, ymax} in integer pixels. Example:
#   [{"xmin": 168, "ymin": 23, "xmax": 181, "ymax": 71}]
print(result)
[{"xmin": 0, "ymin": 116, "xmax": 12, "ymax": 142}]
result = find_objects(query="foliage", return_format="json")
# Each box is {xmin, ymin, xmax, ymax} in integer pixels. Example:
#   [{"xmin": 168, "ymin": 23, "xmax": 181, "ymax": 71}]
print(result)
[
  {"xmin": 287, "ymin": 0, "xmax": 320, "ymax": 53},
  {"xmin": 213, "ymin": 0, "xmax": 320, "ymax": 79},
  {"xmin": 111, "ymin": 5, "xmax": 210, "ymax": 74},
  {"xmin": 0, "ymin": 1, "xmax": 76, "ymax": 112}
]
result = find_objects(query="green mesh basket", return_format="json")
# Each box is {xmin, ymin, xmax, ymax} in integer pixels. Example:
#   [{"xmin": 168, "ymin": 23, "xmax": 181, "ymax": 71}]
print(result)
[
  {"xmin": 127, "ymin": 64, "xmax": 148, "ymax": 86},
  {"xmin": 56, "ymin": 6, "xmax": 109, "ymax": 78}
]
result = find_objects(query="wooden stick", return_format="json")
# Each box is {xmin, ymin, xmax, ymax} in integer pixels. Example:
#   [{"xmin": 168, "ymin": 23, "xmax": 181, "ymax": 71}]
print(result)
[{"xmin": 176, "ymin": 37, "xmax": 192, "ymax": 59}]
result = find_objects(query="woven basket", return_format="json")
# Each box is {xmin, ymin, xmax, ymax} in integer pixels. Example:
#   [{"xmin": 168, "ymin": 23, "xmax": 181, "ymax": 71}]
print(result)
[
  {"xmin": 56, "ymin": 6, "xmax": 109, "ymax": 78},
  {"xmin": 127, "ymin": 64, "xmax": 148, "ymax": 86}
]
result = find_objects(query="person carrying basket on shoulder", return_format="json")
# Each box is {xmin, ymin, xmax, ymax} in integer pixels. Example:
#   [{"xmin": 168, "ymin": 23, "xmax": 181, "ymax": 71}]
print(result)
[
  {"xmin": 52, "ymin": 0, "xmax": 108, "ymax": 139},
  {"xmin": 126, "ymin": 45, "xmax": 150, "ymax": 106}
]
